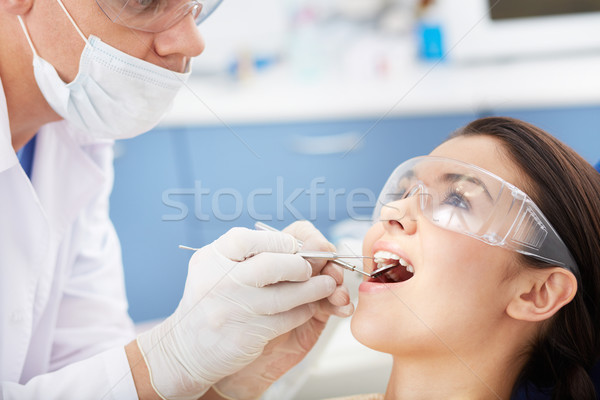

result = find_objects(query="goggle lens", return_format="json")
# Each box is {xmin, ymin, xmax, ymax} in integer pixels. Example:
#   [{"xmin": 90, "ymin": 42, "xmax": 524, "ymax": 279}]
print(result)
[
  {"xmin": 95, "ymin": 0, "xmax": 222, "ymax": 33},
  {"xmin": 374, "ymin": 156, "xmax": 579, "ymax": 274}
]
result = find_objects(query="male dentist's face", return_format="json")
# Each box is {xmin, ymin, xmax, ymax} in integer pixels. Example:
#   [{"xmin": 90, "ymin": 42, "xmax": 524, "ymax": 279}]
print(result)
[{"xmin": 21, "ymin": 0, "xmax": 205, "ymax": 82}]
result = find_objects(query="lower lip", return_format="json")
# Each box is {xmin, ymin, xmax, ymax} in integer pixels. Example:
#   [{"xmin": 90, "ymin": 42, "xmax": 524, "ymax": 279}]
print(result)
[{"xmin": 359, "ymin": 281, "xmax": 401, "ymax": 293}]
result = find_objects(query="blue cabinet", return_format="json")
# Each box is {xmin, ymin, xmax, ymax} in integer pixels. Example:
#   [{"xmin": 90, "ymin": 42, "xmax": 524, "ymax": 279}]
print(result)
[
  {"xmin": 110, "ymin": 106, "xmax": 599, "ymax": 322},
  {"xmin": 111, "ymin": 113, "xmax": 473, "ymax": 322}
]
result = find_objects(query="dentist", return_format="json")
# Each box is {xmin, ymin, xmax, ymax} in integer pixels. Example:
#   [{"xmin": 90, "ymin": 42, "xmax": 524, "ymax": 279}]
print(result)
[{"xmin": 0, "ymin": 0, "xmax": 353, "ymax": 399}]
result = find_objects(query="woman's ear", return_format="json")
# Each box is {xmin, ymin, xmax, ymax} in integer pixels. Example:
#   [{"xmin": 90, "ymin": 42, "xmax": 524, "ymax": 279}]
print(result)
[
  {"xmin": 506, "ymin": 267, "xmax": 577, "ymax": 322},
  {"xmin": 0, "ymin": 0, "xmax": 33, "ymax": 15}
]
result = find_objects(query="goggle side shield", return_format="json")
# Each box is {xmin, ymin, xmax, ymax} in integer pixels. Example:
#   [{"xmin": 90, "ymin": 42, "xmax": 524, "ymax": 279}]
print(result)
[{"xmin": 373, "ymin": 156, "xmax": 579, "ymax": 275}]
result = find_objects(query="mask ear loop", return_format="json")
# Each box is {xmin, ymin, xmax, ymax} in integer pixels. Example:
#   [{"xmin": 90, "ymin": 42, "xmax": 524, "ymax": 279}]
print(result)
[
  {"xmin": 17, "ymin": 0, "xmax": 88, "ymax": 58},
  {"xmin": 17, "ymin": 16, "xmax": 40, "ymax": 57},
  {"xmin": 54, "ymin": 0, "xmax": 89, "ymax": 44}
]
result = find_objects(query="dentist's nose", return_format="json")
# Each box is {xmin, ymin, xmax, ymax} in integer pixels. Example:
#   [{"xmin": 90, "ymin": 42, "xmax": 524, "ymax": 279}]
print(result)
[
  {"xmin": 154, "ymin": 12, "xmax": 206, "ymax": 61},
  {"xmin": 379, "ymin": 198, "xmax": 418, "ymax": 236}
]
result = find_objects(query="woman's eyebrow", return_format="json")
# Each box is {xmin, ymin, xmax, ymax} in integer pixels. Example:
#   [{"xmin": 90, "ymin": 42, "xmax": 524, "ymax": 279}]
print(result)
[{"xmin": 440, "ymin": 173, "xmax": 494, "ymax": 201}]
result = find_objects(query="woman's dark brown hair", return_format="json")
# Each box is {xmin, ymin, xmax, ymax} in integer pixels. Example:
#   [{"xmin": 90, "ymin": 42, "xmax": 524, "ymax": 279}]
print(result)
[{"xmin": 451, "ymin": 117, "xmax": 600, "ymax": 399}]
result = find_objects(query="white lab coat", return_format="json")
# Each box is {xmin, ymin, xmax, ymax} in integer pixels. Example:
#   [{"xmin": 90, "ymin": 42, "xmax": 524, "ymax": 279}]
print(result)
[{"xmin": 0, "ymin": 79, "xmax": 138, "ymax": 398}]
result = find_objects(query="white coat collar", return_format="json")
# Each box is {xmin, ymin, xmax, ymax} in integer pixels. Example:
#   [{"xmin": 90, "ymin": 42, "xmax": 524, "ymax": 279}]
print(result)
[{"xmin": 0, "ymin": 75, "xmax": 108, "ymax": 238}]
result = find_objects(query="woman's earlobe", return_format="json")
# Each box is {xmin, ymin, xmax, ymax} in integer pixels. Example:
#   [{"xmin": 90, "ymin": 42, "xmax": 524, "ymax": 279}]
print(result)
[
  {"xmin": 506, "ymin": 268, "xmax": 577, "ymax": 322},
  {"xmin": 0, "ymin": 0, "xmax": 33, "ymax": 15}
]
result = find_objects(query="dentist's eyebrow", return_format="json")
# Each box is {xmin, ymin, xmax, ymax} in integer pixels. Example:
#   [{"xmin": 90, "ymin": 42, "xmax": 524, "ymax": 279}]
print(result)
[{"xmin": 440, "ymin": 173, "xmax": 493, "ymax": 201}]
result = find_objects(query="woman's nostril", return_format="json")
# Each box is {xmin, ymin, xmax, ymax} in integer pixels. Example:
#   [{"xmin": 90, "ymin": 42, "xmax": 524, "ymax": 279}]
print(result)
[{"xmin": 389, "ymin": 220, "xmax": 403, "ymax": 229}]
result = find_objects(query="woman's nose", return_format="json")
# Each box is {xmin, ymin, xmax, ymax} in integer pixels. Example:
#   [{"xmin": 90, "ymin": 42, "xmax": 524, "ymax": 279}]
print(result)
[
  {"xmin": 153, "ymin": 13, "xmax": 206, "ymax": 60},
  {"xmin": 379, "ymin": 198, "xmax": 418, "ymax": 236}
]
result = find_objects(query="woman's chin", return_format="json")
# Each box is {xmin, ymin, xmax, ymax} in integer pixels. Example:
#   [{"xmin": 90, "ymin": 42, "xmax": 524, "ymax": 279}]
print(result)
[{"xmin": 350, "ymin": 303, "xmax": 395, "ymax": 353}]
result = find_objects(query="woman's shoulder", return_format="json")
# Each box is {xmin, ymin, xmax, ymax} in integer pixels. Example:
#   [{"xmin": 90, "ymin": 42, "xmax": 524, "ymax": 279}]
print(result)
[{"xmin": 325, "ymin": 394, "xmax": 384, "ymax": 400}]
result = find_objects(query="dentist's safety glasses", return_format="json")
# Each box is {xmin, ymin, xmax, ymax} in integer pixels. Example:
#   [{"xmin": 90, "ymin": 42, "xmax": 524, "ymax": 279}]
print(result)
[
  {"xmin": 373, "ymin": 156, "xmax": 580, "ymax": 275},
  {"xmin": 95, "ymin": 0, "xmax": 223, "ymax": 33}
]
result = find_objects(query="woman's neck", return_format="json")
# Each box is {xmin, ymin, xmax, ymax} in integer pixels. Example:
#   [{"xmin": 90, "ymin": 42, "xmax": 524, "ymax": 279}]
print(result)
[{"xmin": 384, "ymin": 347, "xmax": 523, "ymax": 400}]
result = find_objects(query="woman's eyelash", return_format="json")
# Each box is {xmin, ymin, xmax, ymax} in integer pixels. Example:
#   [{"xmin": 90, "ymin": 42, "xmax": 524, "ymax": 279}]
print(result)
[
  {"xmin": 135, "ymin": 0, "xmax": 161, "ymax": 11},
  {"xmin": 442, "ymin": 188, "xmax": 471, "ymax": 210}
]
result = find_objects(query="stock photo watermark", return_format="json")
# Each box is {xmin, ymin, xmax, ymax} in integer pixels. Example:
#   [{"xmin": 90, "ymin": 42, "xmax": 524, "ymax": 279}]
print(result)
[{"xmin": 161, "ymin": 177, "xmax": 377, "ymax": 222}]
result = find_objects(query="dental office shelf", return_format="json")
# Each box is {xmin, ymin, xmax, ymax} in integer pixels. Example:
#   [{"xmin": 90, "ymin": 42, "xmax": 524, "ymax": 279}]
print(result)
[{"xmin": 161, "ymin": 55, "xmax": 600, "ymax": 127}]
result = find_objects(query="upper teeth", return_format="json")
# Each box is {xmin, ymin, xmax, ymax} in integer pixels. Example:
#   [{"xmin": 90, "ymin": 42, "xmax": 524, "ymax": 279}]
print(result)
[{"xmin": 373, "ymin": 250, "xmax": 414, "ymax": 273}]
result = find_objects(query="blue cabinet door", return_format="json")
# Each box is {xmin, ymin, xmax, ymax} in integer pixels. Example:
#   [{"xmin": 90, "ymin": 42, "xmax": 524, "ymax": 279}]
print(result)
[
  {"xmin": 110, "ymin": 130, "xmax": 191, "ymax": 322},
  {"xmin": 111, "ymin": 114, "xmax": 474, "ymax": 321},
  {"xmin": 180, "ymin": 114, "xmax": 475, "ymax": 246}
]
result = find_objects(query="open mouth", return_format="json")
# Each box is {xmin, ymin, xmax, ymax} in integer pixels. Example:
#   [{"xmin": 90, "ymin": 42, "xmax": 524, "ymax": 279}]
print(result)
[{"xmin": 369, "ymin": 250, "xmax": 414, "ymax": 283}]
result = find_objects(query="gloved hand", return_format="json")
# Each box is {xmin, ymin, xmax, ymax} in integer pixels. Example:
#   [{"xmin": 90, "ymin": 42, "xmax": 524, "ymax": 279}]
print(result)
[
  {"xmin": 212, "ymin": 221, "xmax": 355, "ymax": 400},
  {"xmin": 136, "ymin": 227, "xmax": 337, "ymax": 400}
]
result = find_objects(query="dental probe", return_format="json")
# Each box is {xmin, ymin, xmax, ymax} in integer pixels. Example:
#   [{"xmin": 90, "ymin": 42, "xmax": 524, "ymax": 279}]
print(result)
[
  {"xmin": 179, "ymin": 245, "xmax": 370, "ymax": 260},
  {"xmin": 178, "ymin": 245, "xmax": 373, "ymax": 277},
  {"xmin": 178, "ymin": 245, "xmax": 201, "ymax": 251},
  {"xmin": 253, "ymin": 222, "xmax": 373, "ymax": 278},
  {"xmin": 296, "ymin": 251, "xmax": 373, "ymax": 260},
  {"xmin": 369, "ymin": 264, "xmax": 397, "ymax": 278}
]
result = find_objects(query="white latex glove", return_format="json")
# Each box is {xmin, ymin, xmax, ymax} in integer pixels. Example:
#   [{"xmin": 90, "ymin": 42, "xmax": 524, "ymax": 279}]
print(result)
[
  {"xmin": 212, "ymin": 221, "xmax": 355, "ymax": 400},
  {"xmin": 137, "ymin": 227, "xmax": 337, "ymax": 400}
]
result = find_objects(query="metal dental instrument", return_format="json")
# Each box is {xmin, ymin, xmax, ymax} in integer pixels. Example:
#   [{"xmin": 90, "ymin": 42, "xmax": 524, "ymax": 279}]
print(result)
[
  {"xmin": 179, "ymin": 245, "xmax": 200, "ymax": 251},
  {"xmin": 369, "ymin": 264, "xmax": 397, "ymax": 278},
  {"xmin": 179, "ymin": 245, "xmax": 370, "ymax": 261},
  {"xmin": 178, "ymin": 243, "xmax": 373, "ymax": 277},
  {"xmin": 253, "ymin": 222, "xmax": 373, "ymax": 277},
  {"xmin": 295, "ymin": 251, "xmax": 373, "ymax": 260}
]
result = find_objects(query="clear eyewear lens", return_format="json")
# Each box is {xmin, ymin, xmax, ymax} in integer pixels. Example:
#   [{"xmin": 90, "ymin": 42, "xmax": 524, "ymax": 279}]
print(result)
[
  {"xmin": 95, "ymin": 0, "xmax": 223, "ymax": 33},
  {"xmin": 374, "ymin": 156, "xmax": 579, "ymax": 275}
]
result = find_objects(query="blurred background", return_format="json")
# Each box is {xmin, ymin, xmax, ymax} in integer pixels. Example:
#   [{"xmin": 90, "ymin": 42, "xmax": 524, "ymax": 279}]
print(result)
[{"xmin": 110, "ymin": 0, "xmax": 600, "ymax": 397}]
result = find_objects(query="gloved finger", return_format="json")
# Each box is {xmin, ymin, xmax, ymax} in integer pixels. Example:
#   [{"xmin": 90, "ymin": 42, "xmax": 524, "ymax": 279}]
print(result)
[
  {"xmin": 319, "ymin": 299, "xmax": 355, "ymax": 318},
  {"xmin": 327, "ymin": 285, "xmax": 351, "ymax": 307},
  {"xmin": 255, "ymin": 303, "xmax": 317, "ymax": 342},
  {"xmin": 284, "ymin": 221, "xmax": 335, "ymax": 276},
  {"xmin": 321, "ymin": 261, "xmax": 344, "ymax": 285},
  {"xmin": 283, "ymin": 221, "xmax": 333, "ymax": 250},
  {"xmin": 248, "ymin": 275, "xmax": 336, "ymax": 315},
  {"xmin": 213, "ymin": 227, "xmax": 298, "ymax": 261},
  {"xmin": 304, "ymin": 257, "xmax": 328, "ymax": 278},
  {"xmin": 231, "ymin": 253, "xmax": 312, "ymax": 287}
]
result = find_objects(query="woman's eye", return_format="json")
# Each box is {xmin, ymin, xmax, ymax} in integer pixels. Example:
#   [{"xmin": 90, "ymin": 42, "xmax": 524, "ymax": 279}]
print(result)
[
  {"xmin": 443, "ymin": 191, "xmax": 470, "ymax": 210},
  {"xmin": 131, "ymin": 0, "xmax": 160, "ymax": 11},
  {"xmin": 393, "ymin": 188, "xmax": 408, "ymax": 200}
]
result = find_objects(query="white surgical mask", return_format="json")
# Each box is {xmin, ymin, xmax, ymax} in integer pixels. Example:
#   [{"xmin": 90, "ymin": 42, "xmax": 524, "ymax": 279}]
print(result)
[{"xmin": 17, "ymin": 0, "xmax": 190, "ymax": 141}]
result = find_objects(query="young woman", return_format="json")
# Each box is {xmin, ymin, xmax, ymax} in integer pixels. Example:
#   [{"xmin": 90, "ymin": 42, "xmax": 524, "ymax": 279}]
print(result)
[
  {"xmin": 350, "ymin": 117, "xmax": 600, "ymax": 399},
  {"xmin": 206, "ymin": 117, "xmax": 600, "ymax": 400}
]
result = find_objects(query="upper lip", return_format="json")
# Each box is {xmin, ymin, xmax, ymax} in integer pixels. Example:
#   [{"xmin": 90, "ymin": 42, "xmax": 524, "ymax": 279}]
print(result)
[{"xmin": 369, "ymin": 241, "xmax": 413, "ymax": 274}]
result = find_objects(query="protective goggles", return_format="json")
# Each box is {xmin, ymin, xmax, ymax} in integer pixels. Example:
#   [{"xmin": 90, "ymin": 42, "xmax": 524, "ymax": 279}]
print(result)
[
  {"xmin": 373, "ymin": 156, "xmax": 579, "ymax": 275},
  {"xmin": 95, "ymin": 0, "xmax": 223, "ymax": 33}
]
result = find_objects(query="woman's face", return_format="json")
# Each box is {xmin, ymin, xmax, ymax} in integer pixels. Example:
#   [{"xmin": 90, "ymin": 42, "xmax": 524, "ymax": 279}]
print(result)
[{"xmin": 352, "ymin": 135, "xmax": 529, "ymax": 357}]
